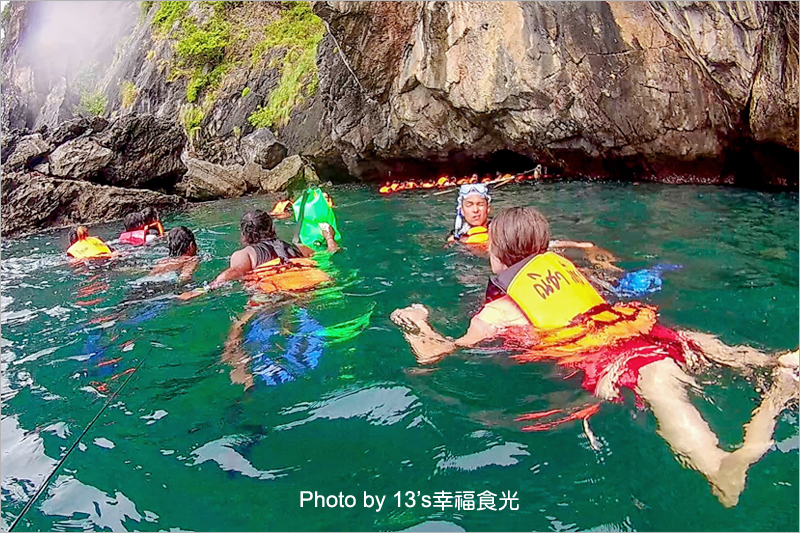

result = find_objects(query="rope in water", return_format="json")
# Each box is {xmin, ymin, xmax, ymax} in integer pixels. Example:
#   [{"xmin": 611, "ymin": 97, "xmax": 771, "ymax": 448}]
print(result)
[{"xmin": 9, "ymin": 354, "xmax": 148, "ymax": 531}]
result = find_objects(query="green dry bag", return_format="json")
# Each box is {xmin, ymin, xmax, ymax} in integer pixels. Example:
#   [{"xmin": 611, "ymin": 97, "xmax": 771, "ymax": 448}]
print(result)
[{"xmin": 292, "ymin": 188, "xmax": 341, "ymax": 249}]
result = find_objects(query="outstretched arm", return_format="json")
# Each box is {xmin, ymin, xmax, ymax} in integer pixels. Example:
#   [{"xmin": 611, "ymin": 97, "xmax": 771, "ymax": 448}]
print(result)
[
  {"xmin": 390, "ymin": 304, "xmax": 496, "ymax": 364},
  {"xmin": 210, "ymin": 249, "xmax": 253, "ymax": 289}
]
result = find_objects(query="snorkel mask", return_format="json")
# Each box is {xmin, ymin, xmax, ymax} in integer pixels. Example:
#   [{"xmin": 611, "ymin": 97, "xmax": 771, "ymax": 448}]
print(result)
[{"xmin": 454, "ymin": 183, "xmax": 491, "ymax": 238}]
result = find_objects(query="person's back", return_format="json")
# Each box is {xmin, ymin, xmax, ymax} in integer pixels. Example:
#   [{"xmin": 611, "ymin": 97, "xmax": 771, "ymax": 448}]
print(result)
[
  {"xmin": 67, "ymin": 226, "xmax": 113, "ymax": 260},
  {"xmin": 208, "ymin": 210, "xmax": 336, "ymax": 294}
]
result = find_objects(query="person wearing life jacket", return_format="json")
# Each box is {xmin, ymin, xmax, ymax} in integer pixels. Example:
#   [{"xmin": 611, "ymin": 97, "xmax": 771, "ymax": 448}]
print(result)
[
  {"xmin": 148, "ymin": 226, "xmax": 201, "ymax": 283},
  {"xmin": 270, "ymin": 191, "xmax": 335, "ymax": 220},
  {"xmin": 392, "ymin": 206, "xmax": 798, "ymax": 508},
  {"xmin": 209, "ymin": 209, "xmax": 338, "ymax": 292},
  {"xmin": 66, "ymin": 226, "xmax": 113, "ymax": 260},
  {"xmin": 445, "ymin": 183, "xmax": 602, "ymax": 257},
  {"xmin": 119, "ymin": 207, "xmax": 165, "ymax": 246}
]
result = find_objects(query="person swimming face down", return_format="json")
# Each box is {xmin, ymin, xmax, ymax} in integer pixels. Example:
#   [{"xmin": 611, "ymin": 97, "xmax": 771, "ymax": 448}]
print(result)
[
  {"xmin": 167, "ymin": 226, "xmax": 197, "ymax": 257},
  {"xmin": 454, "ymin": 184, "xmax": 491, "ymax": 238}
]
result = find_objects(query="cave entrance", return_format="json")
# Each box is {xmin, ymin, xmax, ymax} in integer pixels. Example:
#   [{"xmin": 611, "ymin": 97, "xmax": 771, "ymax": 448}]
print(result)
[{"xmin": 369, "ymin": 150, "xmax": 538, "ymax": 183}]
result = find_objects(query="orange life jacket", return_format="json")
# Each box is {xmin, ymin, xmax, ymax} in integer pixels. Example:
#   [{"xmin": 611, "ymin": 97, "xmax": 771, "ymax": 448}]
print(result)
[
  {"xmin": 244, "ymin": 257, "xmax": 330, "ymax": 294},
  {"xmin": 67, "ymin": 237, "xmax": 112, "ymax": 259}
]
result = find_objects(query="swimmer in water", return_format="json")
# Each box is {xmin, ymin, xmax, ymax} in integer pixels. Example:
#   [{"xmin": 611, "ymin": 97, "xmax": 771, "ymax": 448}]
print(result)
[
  {"xmin": 447, "ymin": 183, "xmax": 623, "ymax": 275},
  {"xmin": 206, "ymin": 210, "xmax": 338, "ymax": 389},
  {"xmin": 66, "ymin": 226, "xmax": 115, "ymax": 261},
  {"xmin": 149, "ymin": 226, "xmax": 201, "ymax": 282},
  {"xmin": 209, "ymin": 210, "xmax": 338, "ymax": 289},
  {"xmin": 393, "ymin": 206, "xmax": 798, "ymax": 507}
]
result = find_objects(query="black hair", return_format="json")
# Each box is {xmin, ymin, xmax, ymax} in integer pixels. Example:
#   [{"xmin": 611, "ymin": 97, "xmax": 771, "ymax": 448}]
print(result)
[
  {"xmin": 240, "ymin": 210, "xmax": 276, "ymax": 245},
  {"xmin": 68, "ymin": 229, "xmax": 79, "ymax": 245},
  {"xmin": 124, "ymin": 211, "xmax": 143, "ymax": 231},
  {"xmin": 167, "ymin": 226, "xmax": 196, "ymax": 257},
  {"xmin": 142, "ymin": 207, "xmax": 160, "ymax": 225}
]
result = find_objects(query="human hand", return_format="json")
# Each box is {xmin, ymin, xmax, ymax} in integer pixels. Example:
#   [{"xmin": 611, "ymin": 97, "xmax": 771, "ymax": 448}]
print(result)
[
  {"xmin": 390, "ymin": 304, "xmax": 430, "ymax": 333},
  {"xmin": 319, "ymin": 223, "xmax": 335, "ymax": 240}
]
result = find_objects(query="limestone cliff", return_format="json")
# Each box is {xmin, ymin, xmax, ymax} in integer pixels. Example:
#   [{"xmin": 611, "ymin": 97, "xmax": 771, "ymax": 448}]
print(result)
[
  {"xmin": 2, "ymin": 1, "xmax": 798, "ymax": 190},
  {"xmin": 313, "ymin": 1, "xmax": 798, "ymax": 186}
]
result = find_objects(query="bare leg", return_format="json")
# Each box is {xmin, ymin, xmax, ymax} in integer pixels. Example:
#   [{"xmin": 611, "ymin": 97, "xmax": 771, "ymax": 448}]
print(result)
[
  {"xmin": 222, "ymin": 308, "xmax": 259, "ymax": 390},
  {"xmin": 636, "ymin": 354, "xmax": 798, "ymax": 507},
  {"xmin": 680, "ymin": 330, "xmax": 785, "ymax": 370}
]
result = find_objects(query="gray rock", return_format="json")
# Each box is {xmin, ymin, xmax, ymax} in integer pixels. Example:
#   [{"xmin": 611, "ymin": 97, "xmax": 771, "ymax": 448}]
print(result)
[
  {"xmin": 4, "ymin": 133, "xmax": 51, "ymax": 171},
  {"xmin": 175, "ymin": 157, "xmax": 249, "ymax": 201},
  {"xmin": 49, "ymin": 137, "xmax": 115, "ymax": 179},
  {"xmin": 240, "ymin": 128, "xmax": 287, "ymax": 170},
  {"xmin": 239, "ymin": 162, "xmax": 266, "ymax": 191},
  {"xmin": 1, "ymin": 171, "xmax": 186, "ymax": 238},
  {"xmin": 32, "ymin": 161, "xmax": 50, "ymax": 175},
  {"xmin": 258, "ymin": 155, "xmax": 305, "ymax": 192},
  {"xmin": 314, "ymin": 1, "xmax": 799, "ymax": 186},
  {"xmin": 94, "ymin": 114, "xmax": 187, "ymax": 189},
  {"xmin": 33, "ymin": 77, "xmax": 77, "ymax": 132},
  {"xmin": 46, "ymin": 117, "xmax": 91, "ymax": 147}
]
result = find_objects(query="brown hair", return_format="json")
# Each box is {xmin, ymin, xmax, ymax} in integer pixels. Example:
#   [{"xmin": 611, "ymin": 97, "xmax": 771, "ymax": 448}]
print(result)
[
  {"xmin": 488, "ymin": 207, "xmax": 550, "ymax": 266},
  {"xmin": 76, "ymin": 226, "xmax": 89, "ymax": 241}
]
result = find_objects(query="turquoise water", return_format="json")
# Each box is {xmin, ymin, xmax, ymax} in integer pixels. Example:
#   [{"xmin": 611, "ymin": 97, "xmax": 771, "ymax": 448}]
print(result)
[{"xmin": 1, "ymin": 182, "xmax": 797, "ymax": 532}]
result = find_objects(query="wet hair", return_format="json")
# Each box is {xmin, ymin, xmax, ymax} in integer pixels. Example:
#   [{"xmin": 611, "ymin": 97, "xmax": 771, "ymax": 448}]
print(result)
[
  {"xmin": 167, "ymin": 226, "xmax": 196, "ymax": 257},
  {"xmin": 488, "ymin": 207, "xmax": 550, "ymax": 267},
  {"xmin": 68, "ymin": 229, "xmax": 79, "ymax": 245},
  {"xmin": 240, "ymin": 210, "xmax": 276, "ymax": 245},
  {"xmin": 141, "ymin": 207, "xmax": 160, "ymax": 226},
  {"xmin": 124, "ymin": 211, "xmax": 144, "ymax": 231}
]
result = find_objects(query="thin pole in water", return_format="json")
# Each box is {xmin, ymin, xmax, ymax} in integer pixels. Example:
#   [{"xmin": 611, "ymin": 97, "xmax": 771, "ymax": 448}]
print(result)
[{"xmin": 8, "ymin": 354, "xmax": 148, "ymax": 531}]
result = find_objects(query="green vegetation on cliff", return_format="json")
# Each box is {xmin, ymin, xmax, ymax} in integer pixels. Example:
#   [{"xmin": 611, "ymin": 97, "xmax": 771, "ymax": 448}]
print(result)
[
  {"xmin": 78, "ymin": 91, "xmax": 107, "ymax": 117},
  {"xmin": 248, "ymin": 2, "xmax": 324, "ymax": 129},
  {"xmin": 121, "ymin": 81, "xmax": 138, "ymax": 109},
  {"xmin": 152, "ymin": 1, "xmax": 189, "ymax": 34}
]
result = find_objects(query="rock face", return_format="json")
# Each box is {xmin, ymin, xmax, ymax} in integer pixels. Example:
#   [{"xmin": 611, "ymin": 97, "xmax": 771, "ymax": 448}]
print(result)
[
  {"xmin": 176, "ymin": 157, "xmax": 251, "ymax": 201},
  {"xmin": 1, "ymin": 171, "xmax": 186, "ymax": 237},
  {"xmin": 93, "ymin": 114, "xmax": 187, "ymax": 189},
  {"xmin": 49, "ymin": 137, "xmax": 114, "ymax": 179},
  {"xmin": 258, "ymin": 155, "xmax": 318, "ymax": 192},
  {"xmin": 240, "ymin": 129, "xmax": 288, "ymax": 170},
  {"xmin": 3, "ymin": 133, "xmax": 51, "ymax": 171},
  {"xmin": 1, "ymin": 1, "xmax": 797, "ymax": 189},
  {"xmin": 313, "ymin": 1, "xmax": 799, "ymax": 186},
  {"xmin": 176, "ymin": 154, "xmax": 319, "ymax": 201}
]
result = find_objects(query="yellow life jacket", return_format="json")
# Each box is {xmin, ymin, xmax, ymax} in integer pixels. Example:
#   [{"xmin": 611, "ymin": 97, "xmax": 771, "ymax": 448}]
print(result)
[
  {"xmin": 493, "ymin": 252, "xmax": 606, "ymax": 330},
  {"xmin": 245, "ymin": 257, "xmax": 330, "ymax": 294},
  {"xmin": 270, "ymin": 200, "xmax": 292, "ymax": 215},
  {"xmin": 461, "ymin": 225, "xmax": 488, "ymax": 244},
  {"xmin": 67, "ymin": 237, "xmax": 112, "ymax": 260}
]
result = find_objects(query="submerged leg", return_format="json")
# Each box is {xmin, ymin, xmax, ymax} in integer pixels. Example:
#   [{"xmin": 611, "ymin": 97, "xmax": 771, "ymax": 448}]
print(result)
[
  {"xmin": 636, "ymin": 355, "xmax": 798, "ymax": 507},
  {"xmin": 680, "ymin": 330, "xmax": 786, "ymax": 370}
]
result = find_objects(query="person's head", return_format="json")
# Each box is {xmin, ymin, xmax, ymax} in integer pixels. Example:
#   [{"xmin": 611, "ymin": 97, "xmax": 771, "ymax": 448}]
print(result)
[
  {"xmin": 124, "ymin": 211, "xmax": 143, "ymax": 231},
  {"xmin": 458, "ymin": 183, "xmax": 491, "ymax": 228},
  {"xmin": 240, "ymin": 210, "xmax": 276, "ymax": 245},
  {"xmin": 76, "ymin": 226, "xmax": 89, "ymax": 241},
  {"xmin": 141, "ymin": 207, "xmax": 160, "ymax": 226},
  {"xmin": 167, "ymin": 226, "xmax": 197, "ymax": 257},
  {"xmin": 68, "ymin": 228, "xmax": 79, "ymax": 246},
  {"xmin": 488, "ymin": 207, "xmax": 550, "ymax": 274}
]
